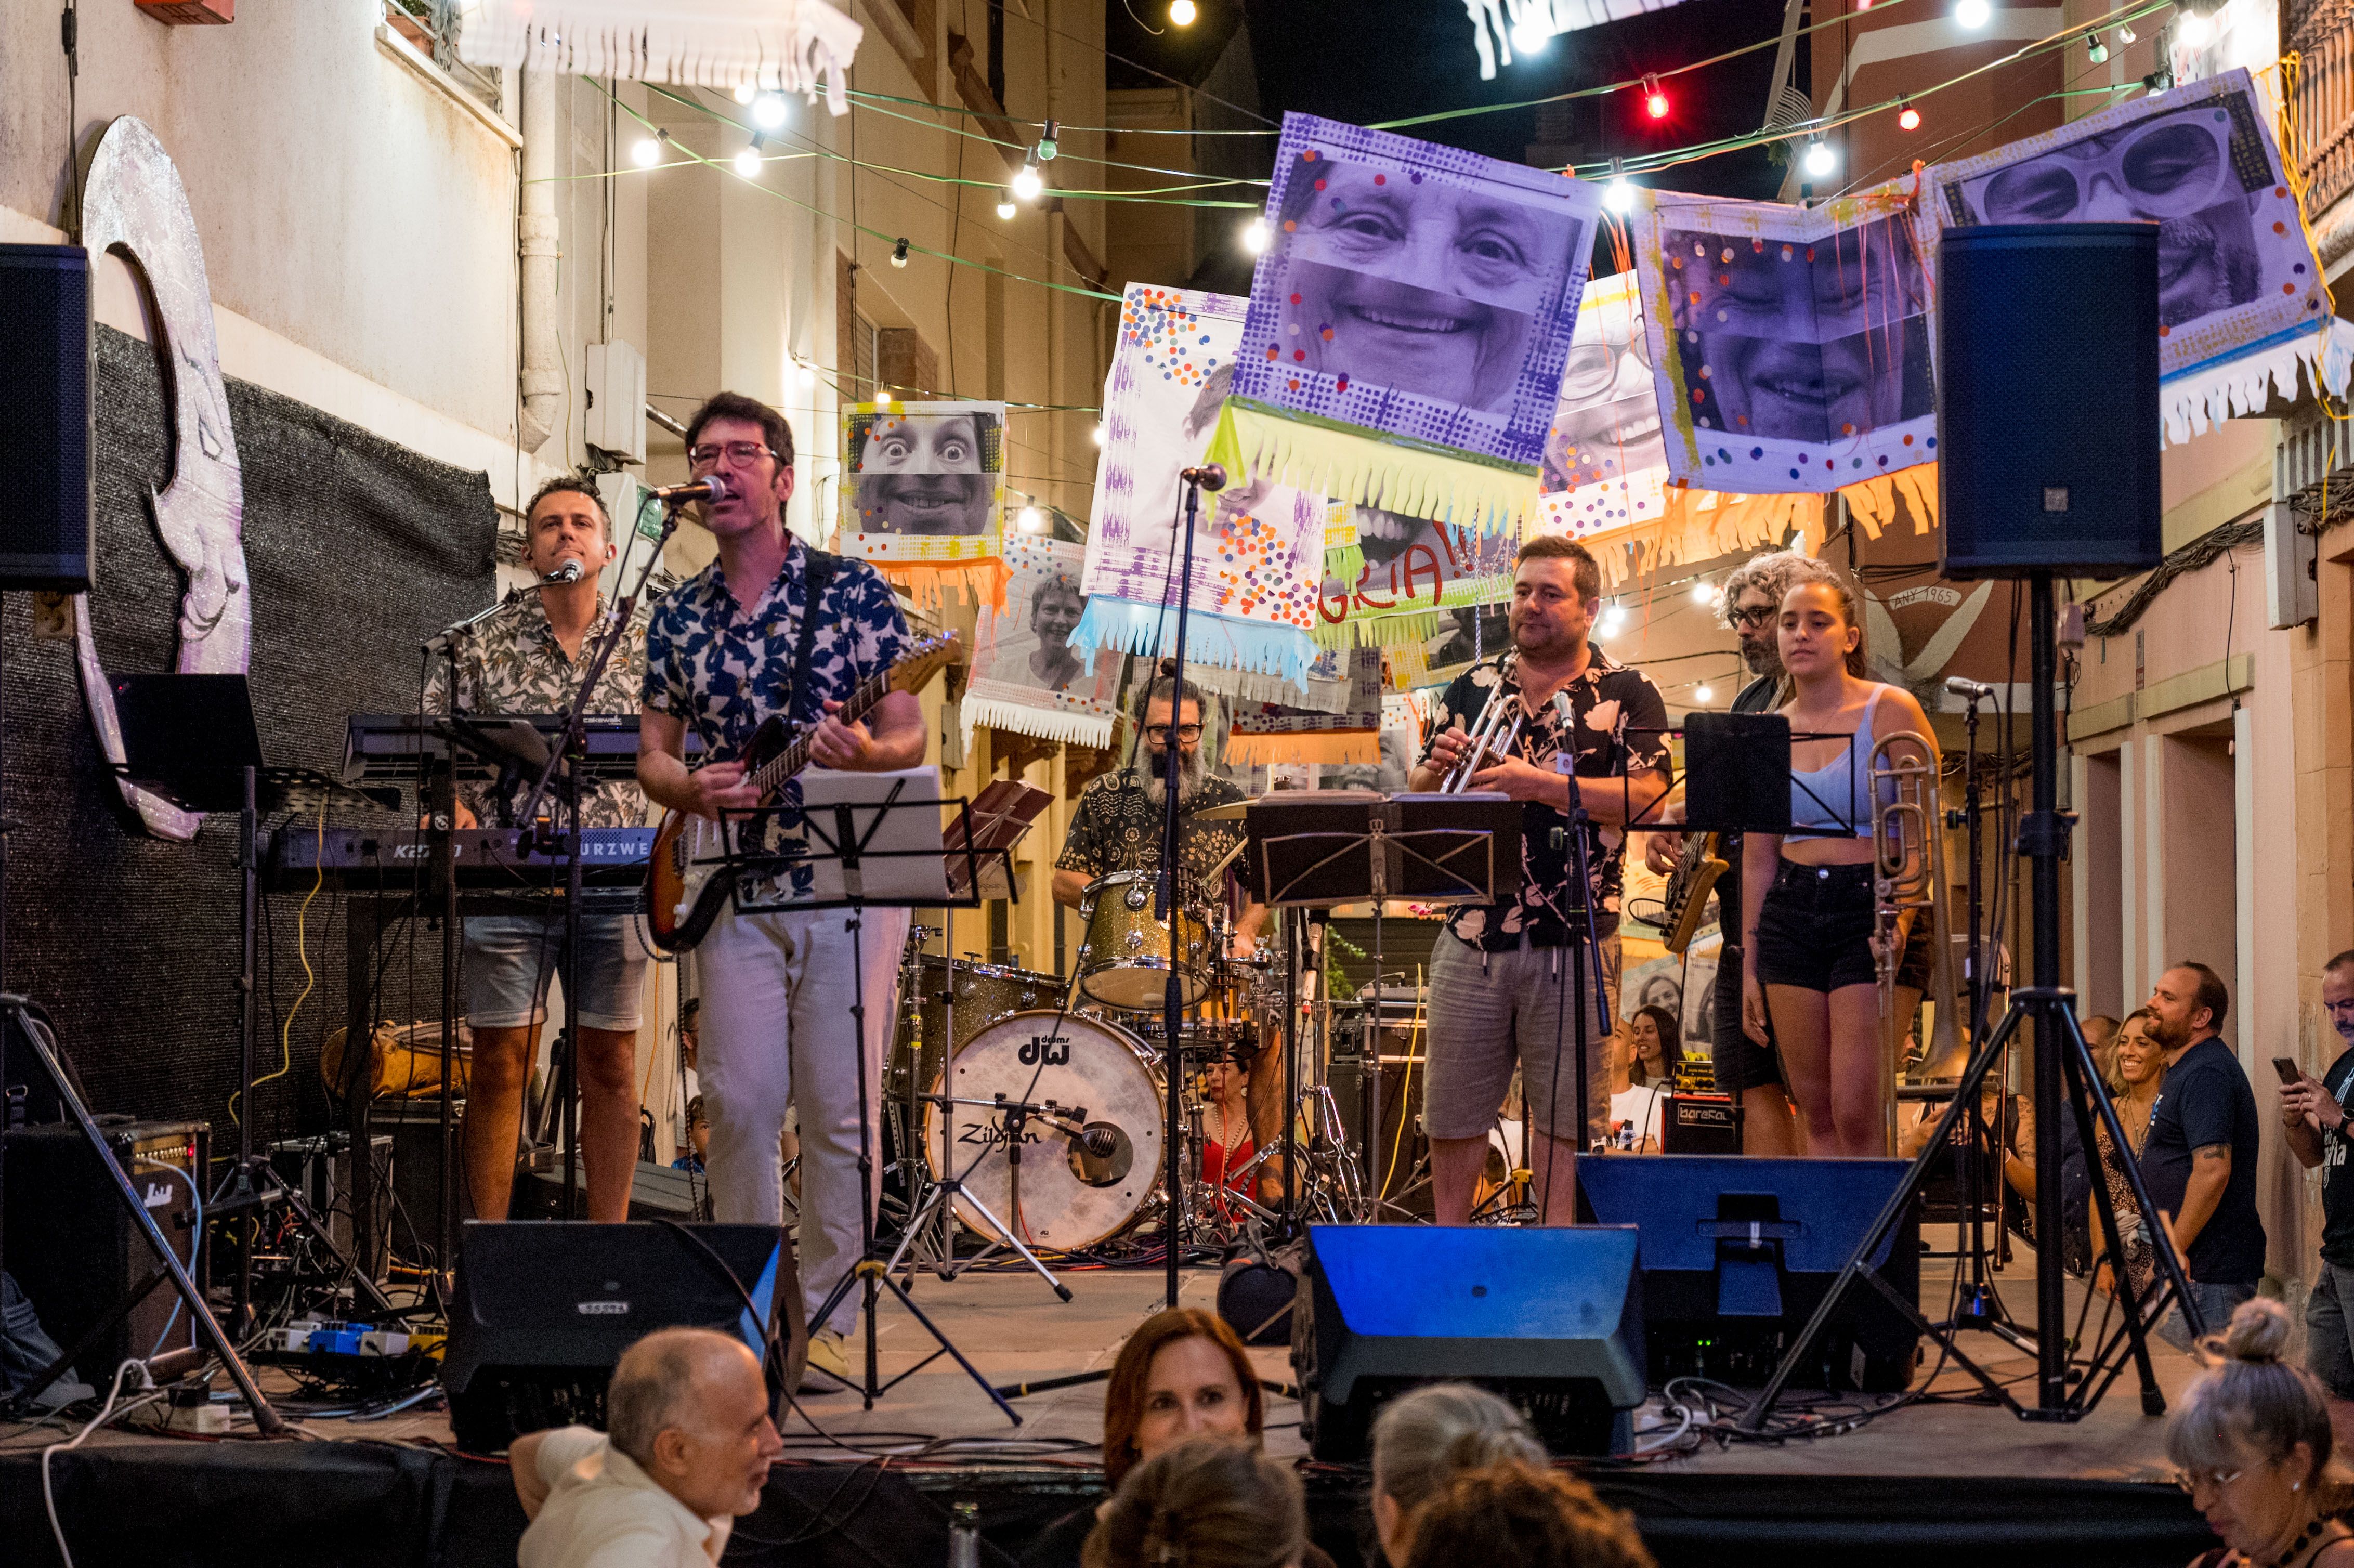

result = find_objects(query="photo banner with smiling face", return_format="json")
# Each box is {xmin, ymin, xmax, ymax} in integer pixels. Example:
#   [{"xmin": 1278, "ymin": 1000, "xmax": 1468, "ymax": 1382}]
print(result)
[
  {"xmin": 838, "ymin": 399, "xmax": 1010, "ymax": 606},
  {"xmin": 1074, "ymin": 283, "xmax": 1326, "ymax": 684},
  {"xmin": 1920, "ymin": 68, "xmax": 2325, "ymax": 440},
  {"xmin": 1206, "ymin": 112, "xmax": 1603, "ymax": 534},
  {"xmin": 963, "ymin": 535, "xmax": 1122, "ymax": 749},
  {"xmin": 1632, "ymin": 184, "xmax": 1937, "ymax": 495}
]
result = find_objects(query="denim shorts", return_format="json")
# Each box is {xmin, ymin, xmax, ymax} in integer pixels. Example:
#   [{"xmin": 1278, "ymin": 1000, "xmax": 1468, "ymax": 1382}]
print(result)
[
  {"xmin": 464, "ymin": 904, "xmax": 649, "ymax": 1032},
  {"xmin": 1753, "ymin": 860, "xmax": 1933, "ymax": 995}
]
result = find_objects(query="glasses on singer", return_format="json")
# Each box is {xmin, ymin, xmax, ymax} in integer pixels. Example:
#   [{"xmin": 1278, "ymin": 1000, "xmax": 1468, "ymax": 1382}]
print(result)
[
  {"xmin": 688, "ymin": 441, "xmax": 776, "ymax": 469},
  {"xmin": 1146, "ymin": 724, "xmax": 1205, "ymax": 742}
]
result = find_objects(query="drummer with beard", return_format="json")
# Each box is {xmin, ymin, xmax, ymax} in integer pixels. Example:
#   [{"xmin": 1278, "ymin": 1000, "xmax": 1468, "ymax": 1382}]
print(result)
[{"xmin": 1053, "ymin": 669, "xmax": 1278, "ymax": 1184}]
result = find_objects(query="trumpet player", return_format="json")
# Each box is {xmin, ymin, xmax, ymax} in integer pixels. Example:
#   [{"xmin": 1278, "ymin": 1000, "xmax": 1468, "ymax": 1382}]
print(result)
[
  {"xmin": 1409, "ymin": 537, "xmax": 1671, "ymax": 1225},
  {"xmin": 1738, "ymin": 561, "xmax": 1939, "ymax": 1158}
]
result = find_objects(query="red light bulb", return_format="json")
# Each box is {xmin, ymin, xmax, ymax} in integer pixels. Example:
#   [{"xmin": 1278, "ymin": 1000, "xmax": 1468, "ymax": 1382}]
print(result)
[
  {"xmin": 1898, "ymin": 101, "xmax": 1921, "ymax": 130},
  {"xmin": 1642, "ymin": 74, "xmax": 1669, "ymax": 121}
]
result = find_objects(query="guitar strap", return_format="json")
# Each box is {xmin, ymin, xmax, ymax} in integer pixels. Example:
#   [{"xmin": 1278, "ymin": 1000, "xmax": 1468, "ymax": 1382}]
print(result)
[{"xmin": 788, "ymin": 548, "xmax": 839, "ymax": 728}]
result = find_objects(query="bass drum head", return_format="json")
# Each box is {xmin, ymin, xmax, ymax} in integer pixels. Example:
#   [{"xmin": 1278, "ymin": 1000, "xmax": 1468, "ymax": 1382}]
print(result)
[{"xmin": 923, "ymin": 1010, "xmax": 1163, "ymax": 1252}]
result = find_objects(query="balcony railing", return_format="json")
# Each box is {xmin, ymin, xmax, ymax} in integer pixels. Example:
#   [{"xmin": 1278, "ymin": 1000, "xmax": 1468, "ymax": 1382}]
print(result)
[
  {"xmin": 383, "ymin": 0, "xmax": 502, "ymax": 113},
  {"xmin": 2291, "ymin": 0, "xmax": 2354, "ymax": 216}
]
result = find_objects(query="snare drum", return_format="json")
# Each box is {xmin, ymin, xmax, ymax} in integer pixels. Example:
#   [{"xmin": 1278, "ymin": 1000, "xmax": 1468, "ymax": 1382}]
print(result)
[
  {"xmin": 1076, "ymin": 870, "xmax": 1210, "ymax": 1011},
  {"xmin": 923, "ymin": 1010, "xmax": 1165, "ymax": 1250}
]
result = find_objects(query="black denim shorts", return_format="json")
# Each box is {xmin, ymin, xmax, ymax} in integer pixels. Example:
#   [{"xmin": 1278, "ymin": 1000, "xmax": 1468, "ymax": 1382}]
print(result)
[{"xmin": 1753, "ymin": 860, "xmax": 1934, "ymax": 995}]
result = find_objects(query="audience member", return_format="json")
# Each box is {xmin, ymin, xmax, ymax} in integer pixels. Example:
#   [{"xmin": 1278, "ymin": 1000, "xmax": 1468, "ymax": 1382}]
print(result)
[
  {"xmin": 1397, "ymin": 1461, "xmax": 1655, "ymax": 1568},
  {"xmin": 1021, "ymin": 1309, "xmax": 1269, "ymax": 1568},
  {"xmin": 513, "ymin": 1327, "xmax": 781, "ymax": 1568},
  {"xmin": 2169, "ymin": 1299, "xmax": 2354, "ymax": 1568},
  {"xmin": 2283, "ymin": 949, "xmax": 2354, "ymax": 1419},
  {"xmin": 1606, "ymin": 1022, "xmax": 1666, "ymax": 1153},
  {"xmin": 2090, "ymin": 1009, "xmax": 2165, "ymax": 1302},
  {"xmin": 1083, "ymin": 1438, "xmax": 1306, "ymax": 1568},
  {"xmin": 1369, "ymin": 1384, "xmax": 1546, "ymax": 1566},
  {"xmin": 2138, "ymin": 963, "xmax": 2266, "ymax": 1350}
]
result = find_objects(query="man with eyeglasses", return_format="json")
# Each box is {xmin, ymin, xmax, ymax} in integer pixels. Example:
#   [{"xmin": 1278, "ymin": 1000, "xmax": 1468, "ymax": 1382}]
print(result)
[
  {"xmin": 637, "ymin": 391, "xmax": 925, "ymax": 1392},
  {"xmin": 2282, "ymin": 950, "xmax": 2354, "ymax": 1409}
]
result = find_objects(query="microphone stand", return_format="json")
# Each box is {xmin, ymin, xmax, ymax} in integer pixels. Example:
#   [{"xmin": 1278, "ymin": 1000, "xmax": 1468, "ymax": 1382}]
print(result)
[
  {"xmin": 512, "ymin": 513, "xmax": 681, "ymax": 1220},
  {"xmin": 1156, "ymin": 465, "xmax": 1220, "ymax": 1310}
]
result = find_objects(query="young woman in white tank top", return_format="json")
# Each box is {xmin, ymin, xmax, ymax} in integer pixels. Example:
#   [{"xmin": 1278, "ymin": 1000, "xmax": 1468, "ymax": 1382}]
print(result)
[{"xmin": 1737, "ymin": 569, "xmax": 1940, "ymax": 1158}]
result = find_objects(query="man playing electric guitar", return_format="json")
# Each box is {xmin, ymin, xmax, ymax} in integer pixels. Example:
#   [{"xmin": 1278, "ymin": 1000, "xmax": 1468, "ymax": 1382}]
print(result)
[{"xmin": 637, "ymin": 392, "xmax": 925, "ymax": 1390}]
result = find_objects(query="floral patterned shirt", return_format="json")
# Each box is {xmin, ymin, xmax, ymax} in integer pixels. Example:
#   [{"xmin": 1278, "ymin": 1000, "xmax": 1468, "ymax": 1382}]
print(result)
[
  {"xmin": 424, "ymin": 589, "xmax": 649, "ymax": 830},
  {"xmin": 643, "ymin": 538, "xmax": 912, "ymax": 898},
  {"xmin": 1419, "ymin": 647, "xmax": 1671, "ymax": 951},
  {"xmin": 1055, "ymin": 771, "xmax": 1252, "ymax": 904}
]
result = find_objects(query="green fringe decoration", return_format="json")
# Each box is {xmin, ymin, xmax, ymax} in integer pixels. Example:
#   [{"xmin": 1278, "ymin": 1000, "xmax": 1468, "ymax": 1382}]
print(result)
[
  {"xmin": 1207, "ymin": 400, "xmax": 1541, "ymax": 532},
  {"xmin": 1312, "ymin": 610, "xmax": 1446, "ymax": 651},
  {"xmin": 1324, "ymin": 541, "xmax": 1364, "ymax": 592}
]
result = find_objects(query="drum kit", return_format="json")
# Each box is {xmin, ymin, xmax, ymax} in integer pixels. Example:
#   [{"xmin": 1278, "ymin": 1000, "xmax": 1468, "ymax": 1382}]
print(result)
[{"xmin": 882, "ymin": 866, "xmax": 1379, "ymax": 1271}]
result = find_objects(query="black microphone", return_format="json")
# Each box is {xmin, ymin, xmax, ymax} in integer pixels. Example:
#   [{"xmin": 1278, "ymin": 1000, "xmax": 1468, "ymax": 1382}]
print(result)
[
  {"xmin": 644, "ymin": 473, "xmax": 736, "ymax": 504},
  {"xmin": 1082, "ymin": 1125, "xmax": 1120, "ymax": 1159},
  {"xmin": 1180, "ymin": 464, "xmax": 1227, "ymax": 491},
  {"xmin": 1944, "ymin": 676, "xmax": 1997, "ymax": 701},
  {"xmin": 537, "ymin": 559, "xmax": 585, "ymax": 585}
]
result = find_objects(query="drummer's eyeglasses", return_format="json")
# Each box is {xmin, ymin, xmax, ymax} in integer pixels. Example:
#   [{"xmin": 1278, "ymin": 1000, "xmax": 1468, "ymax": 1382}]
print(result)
[
  {"xmin": 1725, "ymin": 605, "xmax": 1776, "ymax": 631},
  {"xmin": 1144, "ymin": 724, "xmax": 1205, "ymax": 743}
]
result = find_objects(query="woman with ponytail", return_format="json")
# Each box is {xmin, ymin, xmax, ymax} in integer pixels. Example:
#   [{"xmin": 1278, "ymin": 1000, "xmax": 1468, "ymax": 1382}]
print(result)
[
  {"xmin": 1082, "ymin": 1439, "xmax": 1306, "ymax": 1568},
  {"xmin": 2170, "ymin": 1298, "xmax": 2354, "ymax": 1567}
]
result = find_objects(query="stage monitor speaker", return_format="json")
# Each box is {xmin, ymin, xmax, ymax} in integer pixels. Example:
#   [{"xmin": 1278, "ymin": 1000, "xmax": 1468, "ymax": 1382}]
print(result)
[
  {"xmin": 1937, "ymin": 224, "xmax": 2161, "ymax": 580},
  {"xmin": 1293, "ymin": 1224, "xmax": 1644, "ymax": 1461},
  {"xmin": 440, "ymin": 1220, "xmax": 802, "ymax": 1452},
  {"xmin": 1576, "ymin": 1155, "xmax": 1921, "ymax": 1391},
  {"xmin": 4, "ymin": 1120, "xmax": 208, "ymax": 1378},
  {"xmin": 0, "ymin": 243, "xmax": 94, "ymax": 594}
]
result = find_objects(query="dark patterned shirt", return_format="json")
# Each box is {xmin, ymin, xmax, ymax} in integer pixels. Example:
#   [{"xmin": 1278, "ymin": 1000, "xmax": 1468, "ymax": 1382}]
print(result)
[
  {"xmin": 424, "ymin": 589, "xmax": 648, "ymax": 830},
  {"xmin": 1056, "ymin": 771, "xmax": 1250, "ymax": 905},
  {"xmin": 1419, "ymin": 647, "xmax": 1670, "ymax": 950},
  {"xmin": 643, "ymin": 538, "xmax": 912, "ymax": 897}
]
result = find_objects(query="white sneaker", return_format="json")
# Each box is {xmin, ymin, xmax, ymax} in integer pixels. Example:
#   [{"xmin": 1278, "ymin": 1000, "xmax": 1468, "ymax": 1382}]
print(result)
[{"xmin": 798, "ymin": 1326, "xmax": 851, "ymax": 1393}]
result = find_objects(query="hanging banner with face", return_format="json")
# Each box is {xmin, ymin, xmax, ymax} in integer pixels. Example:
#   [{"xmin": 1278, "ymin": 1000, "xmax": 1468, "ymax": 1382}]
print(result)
[
  {"xmin": 1633, "ymin": 185, "xmax": 1936, "ymax": 495},
  {"xmin": 838, "ymin": 399, "xmax": 1008, "ymax": 605},
  {"xmin": 1920, "ymin": 68, "xmax": 2323, "ymax": 435},
  {"xmin": 1537, "ymin": 269, "xmax": 1673, "ymax": 539},
  {"xmin": 1316, "ymin": 500, "xmax": 1517, "ymax": 649},
  {"xmin": 1075, "ymin": 283, "xmax": 1325, "ymax": 682},
  {"xmin": 1206, "ymin": 112, "xmax": 1603, "ymax": 532},
  {"xmin": 963, "ymin": 536, "xmax": 1121, "ymax": 748}
]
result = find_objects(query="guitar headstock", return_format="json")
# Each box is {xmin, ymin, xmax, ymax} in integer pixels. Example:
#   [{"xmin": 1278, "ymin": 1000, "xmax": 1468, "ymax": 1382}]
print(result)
[{"xmin": 891, "ymin": 632, "xmax": 963, "ymax": 697}]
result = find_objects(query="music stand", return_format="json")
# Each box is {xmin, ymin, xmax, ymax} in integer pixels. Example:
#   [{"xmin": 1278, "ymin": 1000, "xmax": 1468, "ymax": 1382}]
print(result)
[
  {"xmin": 704, "ymin": 769, "xmax": 1021, "ymax": 1425},
  {"xmin": 1245, "ymin": 791, "xmax": 1521, "ymax": 1216}
]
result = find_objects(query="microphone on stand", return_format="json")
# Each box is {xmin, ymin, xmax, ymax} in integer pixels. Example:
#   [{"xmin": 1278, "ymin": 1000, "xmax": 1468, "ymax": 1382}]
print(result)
[
  {"xmin": 1180, "ymin": 464, "xmax": 1227, "ymax": 492},
  {"xmin": 537, "ymin": 559, "xmax": 585, "ymax": 585},
  {"xmin": 1944, "ymin": 677, "xmax": 1997, "ymax": 702},
  {"xmin": 643, "ymin": 474, "xmax": 736, "ymax": 505},
  {"xmin": 424, "ymin": 587, "xmax": 522, "ymax": 650}
]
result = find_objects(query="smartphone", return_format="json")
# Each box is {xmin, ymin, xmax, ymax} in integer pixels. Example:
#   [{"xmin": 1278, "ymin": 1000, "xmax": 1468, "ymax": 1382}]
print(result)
[{"xmin": 2275, "ymin": 1056, "xmax": 2304, "ymax": 1086}]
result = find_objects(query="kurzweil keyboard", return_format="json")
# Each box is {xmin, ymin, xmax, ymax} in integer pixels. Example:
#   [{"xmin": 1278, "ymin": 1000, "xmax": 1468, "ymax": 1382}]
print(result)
[
  {"xmin": 266, "ymin": 826, "xmax": 657, "ymax": 891},
  {"xmin": 341, "ymin": 713, "xmax": 700, "ymax": 785}
]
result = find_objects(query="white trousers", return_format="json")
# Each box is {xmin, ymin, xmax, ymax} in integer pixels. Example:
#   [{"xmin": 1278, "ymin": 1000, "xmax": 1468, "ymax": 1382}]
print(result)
[{"xmin": 696, "ymin": 903, "xmax": 909, "ymax": 1336}]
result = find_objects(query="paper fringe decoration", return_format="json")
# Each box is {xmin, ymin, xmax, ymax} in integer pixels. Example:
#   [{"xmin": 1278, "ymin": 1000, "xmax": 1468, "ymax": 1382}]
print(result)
[
  {"xmin": 1209, "ymin": 402, "xmax": 1542, "ymax": 534},
  {"xmin": 1312, "ymin": 609, "xmax": 1447, "ymax": 652},
  {"xmin": 455, "ymin": 0, "xmax": 860, "ymax": 111},
  {"xmin": 856, "ymin": 558, "xmax": 1010, "ymax": 611},
  {"xmin": 2161, "ymin": 319, "xmax": 2353, "ymax": 446},
  {"xmin": 1222, "ymin": 730, "xmax": 1383, "ymax": 767},
  {"xmin": 1069, "ymin": 595, "xmax": 1319, "ymax": 685},
  {"xmin": 959, "ymin": 686, "xmax": 1116, "ymax": 750}
]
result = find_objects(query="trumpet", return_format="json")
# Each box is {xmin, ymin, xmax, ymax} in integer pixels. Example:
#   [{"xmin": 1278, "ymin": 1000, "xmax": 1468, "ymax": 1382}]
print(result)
[
  {"xmin": 1439, "ymin": 684, "xmax": 1525, "ymax": 792},
  {"xmin": 1869, "ymin": 728, "xmax": 1962, "ymax": 1155}
]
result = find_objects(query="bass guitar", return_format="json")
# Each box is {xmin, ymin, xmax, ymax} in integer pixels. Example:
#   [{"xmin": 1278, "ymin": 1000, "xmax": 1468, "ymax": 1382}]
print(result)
[
  {"xmin": 1657, "ymin": 830, "xmax": 1729, "ymax": 957},
  {"xmin": 642, "ymin": 632, "xmax": 960, "ymax": 952}
]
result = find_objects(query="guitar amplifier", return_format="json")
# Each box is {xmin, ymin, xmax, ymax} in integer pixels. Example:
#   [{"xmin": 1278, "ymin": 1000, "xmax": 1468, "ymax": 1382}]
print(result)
[{"xmin": 1660, "ymin": 1093, "xmax": 1742, "ymax": 1154}]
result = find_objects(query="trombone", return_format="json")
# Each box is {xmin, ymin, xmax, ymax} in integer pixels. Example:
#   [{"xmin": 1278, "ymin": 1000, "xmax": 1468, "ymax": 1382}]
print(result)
[
  {"xmin": 1439, "ymin": 684, "xmax": 1525, "ymax": 792},
  {"xmin": 1869, "ymin": 728, "xmax": 1962, "ymax": 1155}
]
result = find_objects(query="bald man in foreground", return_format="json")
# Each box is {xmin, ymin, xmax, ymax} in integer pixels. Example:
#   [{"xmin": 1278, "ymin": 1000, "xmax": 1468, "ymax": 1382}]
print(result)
[{"xmin": 512, "ymin": 1327, "xmax": 782, "ymax": 1567}]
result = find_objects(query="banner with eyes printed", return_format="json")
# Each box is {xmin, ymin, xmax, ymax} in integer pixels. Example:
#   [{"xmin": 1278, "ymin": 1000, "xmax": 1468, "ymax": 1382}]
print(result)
[
  {"xmin": 1632, "ymin": 186, "xmax": 1937, "ymax": 495},
  {"xmin": 838, "ymin": 399, "xmax": 1009, "ymax": 606},
  {"xmin": 1208, "ymin": 112, "xmax": 1603, "ymax": 533},
  {"xmin": 1920, "ymin": 68, "xmax": 2322, "ymax": 436}
]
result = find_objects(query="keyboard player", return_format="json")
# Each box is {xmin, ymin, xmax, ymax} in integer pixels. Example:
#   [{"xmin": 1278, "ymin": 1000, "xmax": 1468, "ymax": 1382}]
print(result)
[{"xmin": 424, "ymin": 476, "xmax": 650, "ymax": 1225}]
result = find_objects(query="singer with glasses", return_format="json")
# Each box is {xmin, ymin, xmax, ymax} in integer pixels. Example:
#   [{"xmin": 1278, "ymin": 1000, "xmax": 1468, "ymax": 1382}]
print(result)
[
  {"xmin": 1408, "ymin": 535, "xmax": 1670, "ymax": 1225},
  {"xmin": 424, "ymin": 475, "xmax": 652, "ymax": 1226}
]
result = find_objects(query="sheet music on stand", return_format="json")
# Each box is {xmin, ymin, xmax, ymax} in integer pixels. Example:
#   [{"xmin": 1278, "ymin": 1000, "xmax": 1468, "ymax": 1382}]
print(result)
[
  {"xmin": 946, "ymin": 778, "xmax": 1051, "ymax": 900},
  {"xmin": 1244, "ymin": 790, "xmax": 1524, "ymax": 909},
  {"xmin": 705, "ymin": 767, "xmax": 991, "ymax": 914}
]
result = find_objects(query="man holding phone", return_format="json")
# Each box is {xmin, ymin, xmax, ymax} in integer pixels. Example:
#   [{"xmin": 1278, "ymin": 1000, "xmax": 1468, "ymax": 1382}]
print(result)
[{"xmin": 2282, "ymin": 950, "xmax": 2354, "ymax": 1407}]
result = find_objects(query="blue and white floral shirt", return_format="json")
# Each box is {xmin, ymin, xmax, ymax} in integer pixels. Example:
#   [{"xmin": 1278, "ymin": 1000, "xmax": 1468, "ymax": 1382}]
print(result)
[{"xmin": 643, "ymin": 537, "xmax": 911, "ymax": 898}]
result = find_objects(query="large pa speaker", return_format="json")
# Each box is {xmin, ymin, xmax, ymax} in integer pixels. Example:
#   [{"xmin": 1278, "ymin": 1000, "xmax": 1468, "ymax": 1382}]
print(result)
[
  {"xmin": 0, "ymin": 243, "xmax": 95, "ymax": 593},
  {"xmin": 440, "ymin": 1221, "xmax": 803, "ymax": 1452},
  {"xmin": 1937, "ymin": 224, "xmax": 2161, "ymax": 580},
  {"xmin": 1576, "ymin": 1155, "xmax": 1921, "ymax": 1391},
  {"xmin": 1292, "ymin": 1224, "xmax": 1645, "ymax": 1461}
]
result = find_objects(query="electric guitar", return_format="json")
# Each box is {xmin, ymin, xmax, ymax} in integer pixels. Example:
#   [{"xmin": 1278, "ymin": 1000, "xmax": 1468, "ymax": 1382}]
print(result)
[
  {"xmin": 1657, "ymin": 830, "xmax": 1729, "ymax": 956},
  {"xmin": 642, "ymin": 633, "xmax": 960, "ymax": 953}
]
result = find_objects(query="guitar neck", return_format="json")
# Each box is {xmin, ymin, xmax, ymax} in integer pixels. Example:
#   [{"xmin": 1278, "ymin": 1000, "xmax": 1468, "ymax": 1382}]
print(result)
[{"xmin": 749, "ymin": 668, "xmax": 893, "ymax": 801}]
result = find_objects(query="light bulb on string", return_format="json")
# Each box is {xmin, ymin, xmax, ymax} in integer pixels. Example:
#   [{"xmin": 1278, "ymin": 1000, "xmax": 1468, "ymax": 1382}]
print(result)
[
  {"xmin": 752, "ymin": 92, "xmax": 788, "ymax": 130},
  {"xmin": 1011, "ymin": 158, "xmax": 1044, "ymax": 202},
  {"xmin": 2177, "ymin": 8, "xmax": 2212, "ymax": 45},
  {"xmin": 1602, "ymin": 158, "xmax": 1638, "ymax": 213},
  {"xmin": 1897, "ymin": 99, "xmax": 1921, "ymax": 132},
  {"xmin": 995, "ymin": 198, "xmax": 1017, "ymax": 220},
  {"xmin": 891, "ymin": 238, "xmax": 910, "ymax": 268},
  {"xmin": 2086, "ymin": 30, "xmax": 2110, "ymax": 63},
  {"xmin": 2116, "ymin": 21, "xmax": 2137, "ymax": 43},
  {"xmin": 1092, "ymin": 422, "xmax": 1108, "ymax": 447},
  {"xmin": 1241, "ymin": 217, "xmax": 1270, "ymax": 255},
  {"xmin": 1036, "ymin": 121, "xmax": 1061, "ymax": 162},
  {"xmin": 1169, "ymin": 0, "xmax": 1198, "ymax": 23},
  {"xmin": 1510, "ymin": 15, "xmax": 1551, "ymax": 53},
  {"xmin": 631, "ymin": 130, "xmax": 667, "ymax": 167},
  {"xmin": 1017, "ymin": 503, "xmax": 1044, "ymax": 533},
  {"xmin": 733, "ymin": 81, "xmax": 759, "ymax": 104},
  {"xmin": 1694, "ymin": 685, "xmax": 1715, "ymax": 704},
  {"xmin": 1803, "ymin": 138, "xmax": 1836, "ymax": 179},
  {"xmin": 1642, "ymin": 73, "xmax": 1669, "ymax": 120},
  {"xmin": 795, "ymin": 361, "xmax": 817, "ymax": 389},
  {"xmin": 1955, "ymin": 0, "xmax": 1991, "ymax": 27},
  {"xmin": 734, "ymin": 139, "xmax": 764, "ymax": 179},
  {"xmin": 1690, "ymin": 579, "xmax": 1716, "ymax": 605}
]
